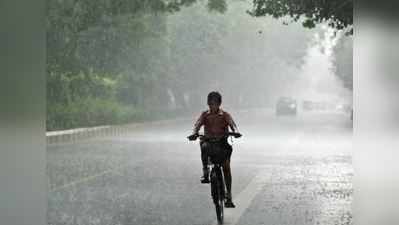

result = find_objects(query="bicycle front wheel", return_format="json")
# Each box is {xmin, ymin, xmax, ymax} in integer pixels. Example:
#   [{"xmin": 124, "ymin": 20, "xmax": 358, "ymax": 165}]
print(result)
[
  {"xmin": 215, "ymin": 185, "xmax": 224, "ymax": 224},
  {"xmin": 211, "ymin": 169, "xmax": 224, "ymax": 224}
]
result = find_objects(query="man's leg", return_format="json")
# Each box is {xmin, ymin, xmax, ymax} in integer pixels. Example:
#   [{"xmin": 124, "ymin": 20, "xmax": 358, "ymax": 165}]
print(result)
[
  {"xmin": 223, "ymin": 159, "xmax": 232, "ymax": 195},
  {"xmin": 200, "ymin": 141, "xmax": 210, "ymax": 183},
  {"xmin": 223, "ymin": 158, "xmax": 235, "ymax": 208}
]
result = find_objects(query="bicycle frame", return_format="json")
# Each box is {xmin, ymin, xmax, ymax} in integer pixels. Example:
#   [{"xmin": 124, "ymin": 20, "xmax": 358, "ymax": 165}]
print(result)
[
  {"xmin": 208, "ymin": 160, "xmax": 226, "ymax": 200},
  {"xmin": 207, "ymin": 145, "xmax": 226, "ymax": 224},
  {"xmin": 187, "ymin": 132, "xmax": 241, "ymax": 224}
]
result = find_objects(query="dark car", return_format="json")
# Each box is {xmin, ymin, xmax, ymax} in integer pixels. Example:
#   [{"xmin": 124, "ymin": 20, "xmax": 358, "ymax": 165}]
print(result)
[
  {"xmin": 350, "ymin": 108, "xmax": 353, "ymax": 121},
  {"xmin": 276, "ymin": 97, "xmax": 297, "ymax": 116}
]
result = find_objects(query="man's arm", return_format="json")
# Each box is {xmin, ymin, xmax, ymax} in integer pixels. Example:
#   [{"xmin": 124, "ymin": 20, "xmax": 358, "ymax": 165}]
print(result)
[
  {"xmin": 225, "ymin": 112, "xmax": 239, "ymax": 133},
  {"xmin": 193, "ymin": 112, "xmax": 205, "ymax": 134}
]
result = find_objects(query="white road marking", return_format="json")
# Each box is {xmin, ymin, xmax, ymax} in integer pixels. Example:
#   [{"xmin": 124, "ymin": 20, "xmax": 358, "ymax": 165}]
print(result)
[
  {"xmin": 213, "ymin": 170, "xmax": 271, "ymax": 225},
  {"xmin": 212, "ymin": 130, "xmax": 303, "ymax": 225}
]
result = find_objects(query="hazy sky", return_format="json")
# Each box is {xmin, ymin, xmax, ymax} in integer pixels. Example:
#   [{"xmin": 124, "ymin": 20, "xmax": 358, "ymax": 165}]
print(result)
[{"xmin": 167, "ymin": 0, "xmax": 352, "ymax": 107}]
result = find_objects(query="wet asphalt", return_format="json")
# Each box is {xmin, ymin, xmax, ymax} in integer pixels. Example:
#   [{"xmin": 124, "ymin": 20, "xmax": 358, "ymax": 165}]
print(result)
[{"xmin": 47, "ymin": 109, "xmax": 353, "ymax": 225}]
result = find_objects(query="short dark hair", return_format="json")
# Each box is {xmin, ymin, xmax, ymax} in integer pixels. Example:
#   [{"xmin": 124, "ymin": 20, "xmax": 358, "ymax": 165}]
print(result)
[{"xmin": 207, "ymin": 91, "xmax": 222, "ymax": 104}]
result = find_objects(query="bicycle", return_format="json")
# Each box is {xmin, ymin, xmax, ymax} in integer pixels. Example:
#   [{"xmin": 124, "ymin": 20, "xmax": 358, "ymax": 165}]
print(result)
[{"xmin": 188, "ymin": 132, "xmax": 242, "ymax": 224}]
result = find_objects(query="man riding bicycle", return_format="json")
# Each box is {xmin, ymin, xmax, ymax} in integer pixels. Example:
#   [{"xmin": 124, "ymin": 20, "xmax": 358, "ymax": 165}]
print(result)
[{"xmin": 188, "ymin": 91, "xmax": 241, "ymax": 208}]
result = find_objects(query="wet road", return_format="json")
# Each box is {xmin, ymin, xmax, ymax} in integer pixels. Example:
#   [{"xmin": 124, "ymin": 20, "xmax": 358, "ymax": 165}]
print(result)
[{"xmin": 47, "ymin": 109, "xmax": 353, "ymax": 225}]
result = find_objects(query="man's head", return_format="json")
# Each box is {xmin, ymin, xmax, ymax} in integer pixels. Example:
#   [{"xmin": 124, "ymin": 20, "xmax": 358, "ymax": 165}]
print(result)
[{"xmin": 207, "ymin": 91, "xmax": 222, "ymax": 112}]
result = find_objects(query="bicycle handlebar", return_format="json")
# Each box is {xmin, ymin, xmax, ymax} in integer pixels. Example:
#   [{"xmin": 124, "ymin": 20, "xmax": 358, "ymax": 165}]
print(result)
[{"xmin": 187, "ymin": 132, "xmax": 242, "ymax": 141}]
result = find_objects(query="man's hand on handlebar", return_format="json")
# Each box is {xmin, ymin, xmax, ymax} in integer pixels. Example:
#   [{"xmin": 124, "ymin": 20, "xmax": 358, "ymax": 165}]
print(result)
[
  {"xmin": 187, "ymin": 133, "xmax": 199, "ymax": 141},
  {"xmin": 187, "ymin": 132, "xmax": 242, "ymax": 141},
  {"xmin": 232, "ymin": 132, "xmax": 242, "ymax": 138}
]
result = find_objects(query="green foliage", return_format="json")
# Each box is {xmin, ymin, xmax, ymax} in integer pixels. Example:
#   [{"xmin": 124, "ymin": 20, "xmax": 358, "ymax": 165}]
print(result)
[
  {"xmin": 46, "ymin": 0, "xmax": 234, "ymax": 131},
  {"xmin": 248, "ymin": 0, "xmax": 353, "ymax": 34},
  {"xmin": 332, "ymin": 35, "xmax": 353, "ymax": 90},
  {"xmin": 47, "ymin": 97, "xmax": 147, "ymax": 131},
  {"xmin": 46, "ymin": 69, "xmax": 176, "ymax": 130},
  {"xmin": 46, "ymin": 0, "xmax": 353, "ymax": 130},
  {"xmin": 46, "ymin": 96, "xmax": 182, "ymax": 131},
  {"xmin": 207, "ymin": 0, "xmax": 227, "ymax": 13},
  {"xmin": 46, "ymin": 71, "xmax": 117, "ymax": 130},
  {"xmin": 47, "ymin": 71, "xmax": 116, "ymax": 104},
  {"xmin": 46, "ymin": 54, "xmax": 174, "ymax": 131},
  {"xmin": 46, "ymin": 0, "xmax": 227, "ymax": 74}
]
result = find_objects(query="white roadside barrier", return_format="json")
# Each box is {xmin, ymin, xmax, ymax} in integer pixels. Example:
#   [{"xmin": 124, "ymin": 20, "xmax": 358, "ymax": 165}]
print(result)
[
  {"xmin": 46, "ymin": 125, "xmax": 129, "ymax": 145},
  {"xmin": 45, "ymin": 108, "xmax": 273, "ymax": 145}
]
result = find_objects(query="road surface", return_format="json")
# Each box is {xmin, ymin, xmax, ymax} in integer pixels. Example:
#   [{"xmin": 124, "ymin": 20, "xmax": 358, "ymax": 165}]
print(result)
[{"xmin": 47, "ymin": 109, "xmax": 353, "ymax": 225}]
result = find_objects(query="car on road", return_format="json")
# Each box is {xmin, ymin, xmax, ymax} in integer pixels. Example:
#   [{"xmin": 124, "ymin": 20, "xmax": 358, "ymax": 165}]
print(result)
[
  {"xmin": 350, "ymin": 108, "xmax": 353, "ymax": 121},
  {"xmin": 276, "ymin": 97, "xmax": 297, "ymax": 116}
]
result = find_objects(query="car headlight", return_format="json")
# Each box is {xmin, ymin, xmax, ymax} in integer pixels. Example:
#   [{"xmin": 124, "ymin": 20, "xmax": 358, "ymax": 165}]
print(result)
[{"xmin": 289, "ymin": 104, "xmax": 296, "ymax": 108}]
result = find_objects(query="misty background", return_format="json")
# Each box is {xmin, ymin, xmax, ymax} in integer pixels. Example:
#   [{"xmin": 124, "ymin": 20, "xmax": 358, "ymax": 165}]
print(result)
[
  {"xmin": 44, "ymin": 1, "xmax": 354, "ymax": 225},
  {"xmin": 46, "ymin": 0, "xmax": 352, "ymax": 131}
]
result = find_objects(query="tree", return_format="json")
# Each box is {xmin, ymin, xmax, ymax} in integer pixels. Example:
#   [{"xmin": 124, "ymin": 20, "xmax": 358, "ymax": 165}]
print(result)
[
  {"xmin": 248, "ymin": 0, "xmax": 353, "ymax": 34},
  {"xmin": 332, "ymin": 35, "xmax": 353, "ymax": 90},
  {"xmin": 46, "ymin": 0, "xmax": 353, "ymax": 129}
]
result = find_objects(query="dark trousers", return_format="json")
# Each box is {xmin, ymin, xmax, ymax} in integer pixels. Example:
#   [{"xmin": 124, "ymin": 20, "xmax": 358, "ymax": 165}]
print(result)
[
  {"xmin": 200, "ymin": 139, "xmax": 232, "ymax": 168},
  {"xmin": 200, "ymin": 139, "xmax": 233, "ymax": 197}
]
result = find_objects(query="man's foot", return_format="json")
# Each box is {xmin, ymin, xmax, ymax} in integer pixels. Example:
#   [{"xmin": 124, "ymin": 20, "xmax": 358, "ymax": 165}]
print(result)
[
  {"xmin": 200, "ymin": 176, "xmax": 210, "ymax": 183},
  {"xmin": 225, "ymin": 200, "xmax": 235, "ymax": 208},
  {"xmin": 225, "ymin": 192, "xmax": 235, "ymax": 208},
  {"xmin": 200, "ymin": 168, "xmax": 209, "ymax": 183}
]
